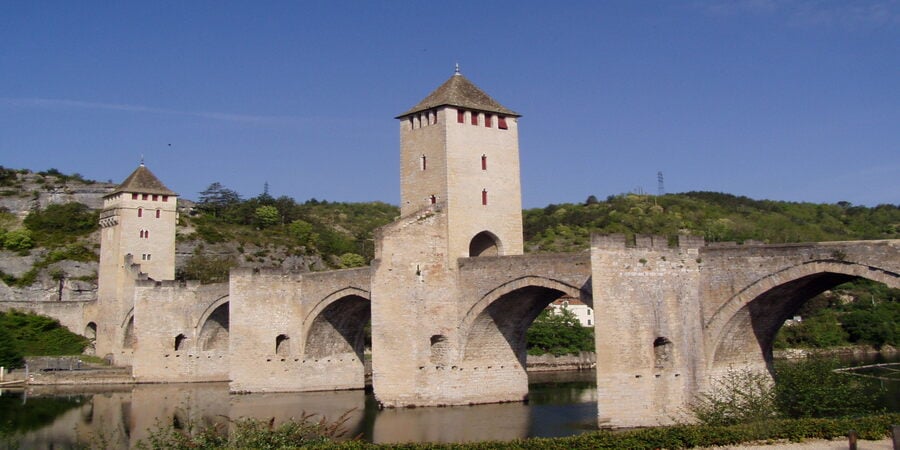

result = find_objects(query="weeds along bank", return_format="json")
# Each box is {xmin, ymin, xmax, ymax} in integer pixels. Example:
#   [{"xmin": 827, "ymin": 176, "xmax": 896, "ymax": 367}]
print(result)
[{"xmin": 130, "ymin": 414, "xmax": 900, "ymax": 449}]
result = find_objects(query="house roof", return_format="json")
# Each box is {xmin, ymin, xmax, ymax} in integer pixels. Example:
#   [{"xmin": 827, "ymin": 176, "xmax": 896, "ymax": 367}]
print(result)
[
  {"xmin": 108, "ymin": 164, "xmax": 177, "ymax": 197},
  {"xmin": 397, "ymin": 71, "xmax": 520, "ymax": 119}
]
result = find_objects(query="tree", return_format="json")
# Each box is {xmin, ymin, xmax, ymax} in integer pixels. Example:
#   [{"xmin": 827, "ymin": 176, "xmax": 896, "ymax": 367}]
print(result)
[
  {"xmin": 254, "ymin": 205, "xmax": 280, "ymax": 228},
  {"xmin": 288, "ymin": 220, "xmax": 317, "ymax": 247},
  {"xmin": 339, "ymin": 252, "xmax": 366, "ymax": 268},
  {"xmin": 0, "ymin": 324, "xmax": 23, "ymax": 368},
  {"xmin": 198, "ymin": 182, "xmax": 241, "ymax": 217},
  {"xmin": 526, "ymin": 307, "xmax": 594, "ymax": 356}
]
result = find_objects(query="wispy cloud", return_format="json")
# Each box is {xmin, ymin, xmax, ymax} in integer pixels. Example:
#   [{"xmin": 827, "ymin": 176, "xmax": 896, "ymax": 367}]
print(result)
[
  {"xmin": 694, "ymin": 0, "xmax": 900, "ymax": 29},
  {"xmin": 0, "ymin": 97, "xmax": 312, "ymax": 127}
]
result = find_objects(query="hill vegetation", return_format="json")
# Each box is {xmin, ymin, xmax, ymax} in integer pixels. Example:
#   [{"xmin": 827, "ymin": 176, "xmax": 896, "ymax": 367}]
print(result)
[{"xmin": 0, "ymin": 309, "xmax": 90, "ymax": 368}]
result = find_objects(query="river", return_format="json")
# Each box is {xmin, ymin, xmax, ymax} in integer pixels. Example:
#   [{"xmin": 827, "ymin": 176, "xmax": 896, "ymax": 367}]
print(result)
[
  {"xmin": 2, "ymin": 354, "xmax": 898, "ymax": 449},
  {"xmin": 0, "ymin": 370, "xmax": 598, "ymax": 449}
]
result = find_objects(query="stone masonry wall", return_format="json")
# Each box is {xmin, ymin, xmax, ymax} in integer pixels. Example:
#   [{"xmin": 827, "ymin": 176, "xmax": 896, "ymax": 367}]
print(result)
[{"xmin": 591, "ymin": 234, "xmax": 704, "ymax": 427}]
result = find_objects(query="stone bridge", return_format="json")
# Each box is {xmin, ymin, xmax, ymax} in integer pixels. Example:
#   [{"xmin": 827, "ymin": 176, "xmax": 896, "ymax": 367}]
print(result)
[{"xmin": 591, "ymin": 235, "xmax": 899, "ymax": 426}]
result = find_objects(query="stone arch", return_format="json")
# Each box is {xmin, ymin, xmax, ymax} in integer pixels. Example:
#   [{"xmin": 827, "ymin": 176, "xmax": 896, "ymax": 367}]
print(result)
[
  {"xmin": 460, "ymin": 276, "xmax": 588, "ymax": 366},
  {"xmin": 706, "ymin": 260, "xmax": 899, "ymax": 371},
  {"xmin": 174, "ymin": 334, "xmax": 188, "ymax": 351},
  {"xmin": 84, "ymin": 322, "xmax": 97, "ymax": 341},
  {"xmin": 275, "ymin": 334, "xmax": 290, "ymax": 356},
  {"xmin": 303, "ymin": 288, "xmax": 371, "ymax": 361},
  {"xmin": 196, "ymin": 296, "xmax": 230, "ymax": 352},
  {"xmin": 84, "ymin": 322, "xmax": 97, "ymax": 355},
  {"xmin": 469, "ymin": 231, "xmax": 502, "ymax": 257},
  {"xmin": 121, "ymin": 310, "xmax": 136, "ymax": 349}
]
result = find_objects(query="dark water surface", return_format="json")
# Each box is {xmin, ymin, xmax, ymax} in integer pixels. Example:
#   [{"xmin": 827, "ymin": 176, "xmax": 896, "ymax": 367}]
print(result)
[
  {"xmin": 0, "ymin": 370, "xmax": 597, "ymax": 449},
  {"xmin": 3, "ymin": 355, "xmax": 898, "ymax": 449}
]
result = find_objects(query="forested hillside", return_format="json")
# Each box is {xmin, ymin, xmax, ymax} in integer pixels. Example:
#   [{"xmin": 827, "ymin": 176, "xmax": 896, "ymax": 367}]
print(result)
[{"xmin": 525, "ymin": 192, "xmax": 899, "ymax": 252}]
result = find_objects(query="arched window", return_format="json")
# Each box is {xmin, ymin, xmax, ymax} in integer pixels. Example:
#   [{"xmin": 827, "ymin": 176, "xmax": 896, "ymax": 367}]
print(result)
[
  {"xmin": 155, "ymin": 209, "xmax": 160, "ymax": 218},
  {"xmin": 276, "ymin": 334, "xmax": 290, "ymax": 356},
  {"xmin": 175, "ymin": 334, "xmax": 187, "ymax": 351},
  {"xmin": 137, "ymin": 208, "xmax": 143, "ymax": 217},
  {"xmin": 430, "ymin": 335, "xmax": 449, "ymax": 365},
  {"xmin": 482, "ymin": 189, "xmax": 488, "ymax": 206},
  {"xmin": 653, "ymin": 337, "xmax": 673, "ymax": 369},
  {"xmin": 481, "ymin": 154, "xmax": 487, "ymax": 171}
]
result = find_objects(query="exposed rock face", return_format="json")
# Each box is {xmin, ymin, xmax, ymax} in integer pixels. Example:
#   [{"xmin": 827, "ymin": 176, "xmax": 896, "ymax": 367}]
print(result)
[{"xmin": 0, "ymin": 171, "xmax": 116, "ymax": 219}]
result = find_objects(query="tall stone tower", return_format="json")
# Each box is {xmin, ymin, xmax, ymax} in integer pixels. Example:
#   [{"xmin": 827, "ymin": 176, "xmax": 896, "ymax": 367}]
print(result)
[
  {"xmin": 95, "ymin": 163, "xmax": 178, "ymax": 363},
  {"xmin": 371, "ymin": 70, "xmax": 525, "ymax": 407},
  {"xmin": 396, "ymin": 67, "xmax": 524, "ymax": 259}
]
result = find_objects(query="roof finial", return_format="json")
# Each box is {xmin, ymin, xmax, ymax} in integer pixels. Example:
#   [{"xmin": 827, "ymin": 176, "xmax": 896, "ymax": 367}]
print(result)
[
  {"xmin": 454, "ymin": 62, "xmax": 460, "ymax": 76},
  {"xmin": 140, "ymin": 154, "xmax": 145, "ymax": 166}
]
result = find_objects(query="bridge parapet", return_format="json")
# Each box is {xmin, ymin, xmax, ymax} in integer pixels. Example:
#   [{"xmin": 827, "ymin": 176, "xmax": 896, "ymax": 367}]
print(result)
[{"xmin": 592, "ymin": 233, "xmax": 706, "ymax": 250}]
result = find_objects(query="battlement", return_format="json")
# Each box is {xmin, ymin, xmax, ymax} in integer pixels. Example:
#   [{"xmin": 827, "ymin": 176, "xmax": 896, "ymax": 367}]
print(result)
[{"xmin": 591, "ymin": 234, "xmax": 706, "ymax": 250}]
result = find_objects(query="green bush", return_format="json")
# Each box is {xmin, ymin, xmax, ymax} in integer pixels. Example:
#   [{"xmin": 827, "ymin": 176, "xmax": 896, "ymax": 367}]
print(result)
[
  {"xmin": 688, "ymin": 367, "xmax": 778, "ymax": 426},
  {"xmin": 138, "ymin": 411, "xmax": 355, "ymax": 449},
  {"xmin": 774, "ymin": 355, "xmax": 883, "ymax": 418},
  {"xmin": 2, "ymin": 229, "xmax": 34, "ymax": 251},
  {"xmin": 0, "ymin": 310, "xmax": 89, "ymax": 367},
  {"xmin": 23, "ymin": 203, "xmax": 97, "ymax": 247}
]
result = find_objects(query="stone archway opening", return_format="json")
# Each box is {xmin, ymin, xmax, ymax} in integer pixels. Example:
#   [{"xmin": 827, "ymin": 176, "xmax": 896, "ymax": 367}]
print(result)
[
  {"xmin": 123, "ymin": 316, "xmax": 136, "ymax": 349},
  {"xmin": 199, "ymin": 302, "xmax": 229, "ymax": 352},
  {"xmin": 711, "ymin": 272, "xmax": 896, "ymax": 374},
  {"xmin": 275, "ymin": 334, "xmax": 291, "ymax": 356},
  {"xmin": 305, "ymin": 295, "xmax": 370, "ymax": 362},
  {"xmin": 469, "ymin": 231, "xmax": 501, "ymax": 257},
  {"xmin": 459, "ymin": 283, "xmax": 595, "ymax": 403}
]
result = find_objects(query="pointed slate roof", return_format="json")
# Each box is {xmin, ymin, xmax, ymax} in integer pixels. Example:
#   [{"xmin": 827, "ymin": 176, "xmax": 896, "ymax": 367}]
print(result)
[
  {"xmin": 108, "ymin": 164, "xmax": 177, "ymax": 197},
  {"xmin": 397, "ymin": 72, "xmax": 520, "ymax": 119}
]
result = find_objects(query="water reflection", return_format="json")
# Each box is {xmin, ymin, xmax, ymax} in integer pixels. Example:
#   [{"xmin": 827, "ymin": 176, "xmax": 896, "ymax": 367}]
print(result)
[{"xmin": 0, "ymin": 370, "xmax": 597, "ymax": 448}]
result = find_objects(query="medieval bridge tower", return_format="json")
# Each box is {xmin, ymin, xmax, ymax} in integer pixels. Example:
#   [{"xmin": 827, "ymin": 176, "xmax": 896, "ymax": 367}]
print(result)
[
  {"xmin": 95, "ymin": 163, "xmax": 178, "ymax": 365},
  {"xmin": 371, "ymin": 69, "xmax": 547, "ymax": 407}
]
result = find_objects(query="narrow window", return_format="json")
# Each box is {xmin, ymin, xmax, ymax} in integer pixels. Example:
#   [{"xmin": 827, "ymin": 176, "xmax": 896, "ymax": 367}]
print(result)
[
  {"xmin": 485, "ymin": 114, "xmax": 492, "ymax": 128},
  {"xmin": 432, "ymin": 110, "xmax": 438, "ymax": 124},
  {"xmin": 147, "ymin": 254, "xmax": 151, "ymax": 260},
  {"xmin": 420, "ymin": 155, "xmax": 427, "ymax": 171},
  {"xmin": 482, "ymin": 189, "xmax": 488, "ymax": 206},
  {"xmin": 139, "ymin": 230, "xmax": 143, "ymax": 238},
  {"xmin": 175, "ymin": 334, "xmax": 186, "ymax": 351},
  {"xmin": 498, "ymin": 116, "xmax": 508, "ymax": 130},
  {"xmin": 155, "ymin": 209, "xmax": 161, "ymax": 218},
  {"xmin": 409, "ymin": 117, "xmax": 414, "ymax": 129},
  {"xmin": 430, "ymin": 195, "xmax": 436, "ymax": 205},
  {"xmin": 162, "ymin": 195, "xmax": 168, "ymax": 202},
  {"xmin": 152, "ymin": 194, "xmax": 158, "ymax": 201},
  {"xmin": 276, "ymin": 334, "xmax": 290, "ymax": 356},
  {"xmin": 457, "ymin": 109, "xmax": 465, "ymax": 123},
  {"xmin": 146, "ymin": 230, "xmax": 149, "ymax": 239},
  {"xmin": 142, "ymin": 194, "xmax": 148, "ymax": 200},
  {"xmin": 471, "ymin": 111, "xmax": 478, "ymax": 126},
  {"xmin": 131, "ymin": 193, "xmax": 138, "ymax": 200},
  {"xmin": 138, "ymin": 208, "xmax": 143, "ymax": 217},
  {"xmin": 481, "ymin": 155, "xmax": 487, "ymax": 171}
]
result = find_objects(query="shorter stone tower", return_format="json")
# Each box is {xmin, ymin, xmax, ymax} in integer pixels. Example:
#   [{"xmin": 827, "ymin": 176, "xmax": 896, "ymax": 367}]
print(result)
[{"xmin": 95, "ymin": 163, "xmax": 178, "ymax": 363}]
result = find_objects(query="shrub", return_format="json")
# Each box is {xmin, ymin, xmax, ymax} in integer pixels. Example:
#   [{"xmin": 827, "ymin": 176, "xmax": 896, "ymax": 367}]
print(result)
[
  {"xmin": 774, "ymin": 355, "xmax": 884, "ymax": 418},
  {"xmin": 2, "ymin": 228, "xmax": 33, "ymax": 251},
  {"xmin": 688, "ymin": 367, "xmax": 778, "ymax": 426}
]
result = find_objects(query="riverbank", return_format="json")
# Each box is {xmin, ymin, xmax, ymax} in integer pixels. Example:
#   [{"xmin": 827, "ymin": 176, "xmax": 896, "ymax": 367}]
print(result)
[{"xmin": 774, "ymin": 344, "xmax": 897, "ymax": 360}]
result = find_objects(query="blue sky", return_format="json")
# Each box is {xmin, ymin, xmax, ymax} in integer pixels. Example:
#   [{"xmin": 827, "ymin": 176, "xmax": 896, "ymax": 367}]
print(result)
[{"xmin": 2, "ymin": 1, "xmax": 898, "ymax": 207}]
